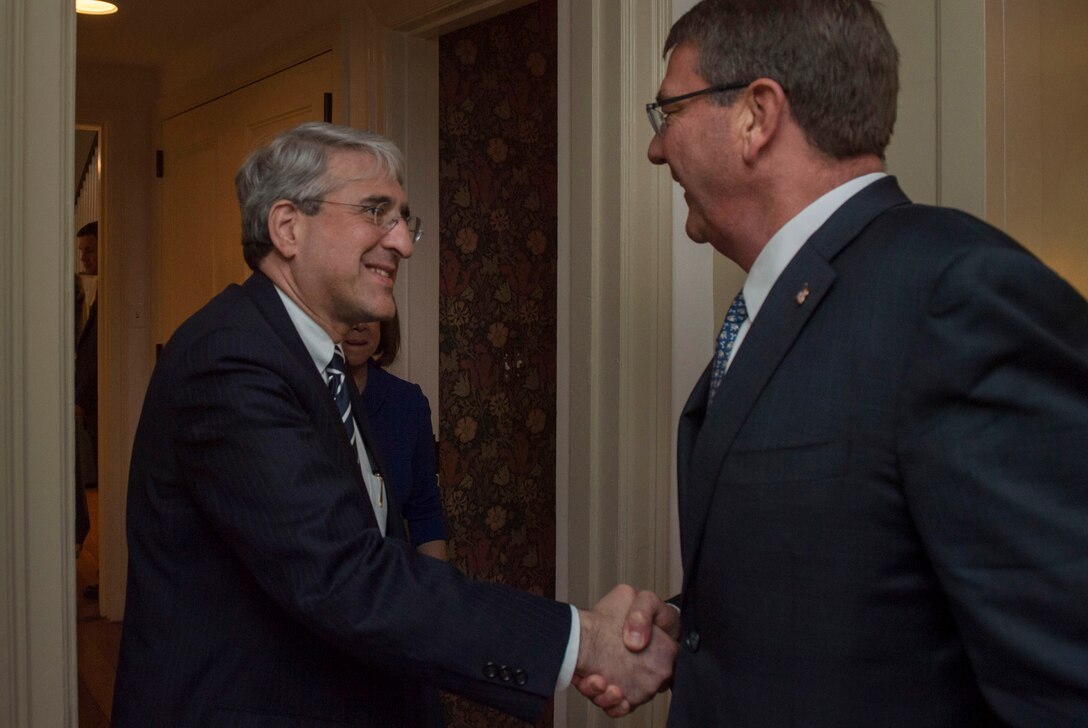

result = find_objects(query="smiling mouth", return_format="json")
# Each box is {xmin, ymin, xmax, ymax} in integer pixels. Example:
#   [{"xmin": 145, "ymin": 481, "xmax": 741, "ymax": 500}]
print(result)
[{"xmin": 365, "ymin": 264, "xmax": 394, "ymax": 282}]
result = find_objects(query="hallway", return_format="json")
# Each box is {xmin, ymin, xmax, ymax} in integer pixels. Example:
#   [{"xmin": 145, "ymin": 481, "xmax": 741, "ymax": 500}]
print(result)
[{"xmin": 77, "ymin": 488, "xmax": 122, "ymax": 727}]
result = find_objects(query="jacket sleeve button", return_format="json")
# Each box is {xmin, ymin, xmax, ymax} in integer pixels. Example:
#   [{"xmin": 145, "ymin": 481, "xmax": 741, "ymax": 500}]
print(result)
[{"xmin": 483, "ymin": 662, "xmax": 498, "ymax": 679}]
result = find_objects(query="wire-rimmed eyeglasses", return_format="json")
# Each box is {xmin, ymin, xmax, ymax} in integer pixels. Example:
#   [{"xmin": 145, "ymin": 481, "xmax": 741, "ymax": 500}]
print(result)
[
  {"xmin": 305, "ymin": 199, "xmax": 423, "ymax": 243},
  {"xmin": 646, "ymin": 81, "xmax": 753, "ymax": 135}
]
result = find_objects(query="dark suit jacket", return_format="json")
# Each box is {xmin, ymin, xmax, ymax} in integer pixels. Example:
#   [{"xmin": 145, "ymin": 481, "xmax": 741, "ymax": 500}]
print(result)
[
  {"xmin": 113, "ymin": 271, "xmax": 570, "ymax": 727},
  {"xmin": 668, "ymin": 177, "xmax": 1088, "ymax": 727},
  {"xmin": 363, "ymin": 360, "xmax": 447, "ymax": 548},
  {"xmin": 75, "ymin": 289, "xmax": 97, "ymax": 445}
]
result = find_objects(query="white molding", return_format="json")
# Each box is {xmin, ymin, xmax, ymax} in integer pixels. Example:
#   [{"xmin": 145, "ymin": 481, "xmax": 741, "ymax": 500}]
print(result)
[
  {"xmin": 563, "ymin": 0, "xmax": 674, "ymax": 725},
  {"xmin": 877, "ymin": 0, "xmax": 986, "ymax": 217},
  {"xmin": 938, "ymin": 0, "xmax": 987, "ymax": 217},
  {"xmin": 384, "ymin": 32, "xmax": 441, "ymax": 427},
  {"xmin": 881, "ymin": 0, "xmax": 939, "ymax": 205},
  {"xmin": 619, "ymin": 8, "xmax": 676, "ymax": 726},
  {"xmin": 554, "ymin": 0, "xmax": 571, "ymax": 723},
  {"xmin": 618, "ymin": 0, "xmax": 674, "ymax": 619},
  {"xmin": 984, "ymin": 0, "xmax": 1007, "ymax": 229},
  {"xmin": 0, "ymin": 0, "xmax": 77, "ymax": 725},
  {"xmin": 377, "ymin": 0, "xmax": 534, "ymax": 36},
  {"xmin": 344, "ymin": 2, "xmax": 387, "ymax": 134},
  {"xmin": 668, "ymin": 0, "xmax": 723, "ymax": 603},
  {"xmin": 563, "ymin": 4, "xmax": 616, "ymax": 720}
]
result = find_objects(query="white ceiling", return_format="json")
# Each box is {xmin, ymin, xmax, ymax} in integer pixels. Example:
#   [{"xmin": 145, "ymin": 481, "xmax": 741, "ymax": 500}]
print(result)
[{"xmin": 76, "ymin": 0, "xmax": 273, "ymax": 69}]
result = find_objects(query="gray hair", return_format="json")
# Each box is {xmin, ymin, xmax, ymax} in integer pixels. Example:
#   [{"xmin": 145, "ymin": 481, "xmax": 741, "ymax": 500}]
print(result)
[
  {"xmin": 665, "ymin": 0, "xmax": 899, "ymax": 160},
  {"xmin": 235, "ymin": 122, "xmax": 406, "ymax": 269}
]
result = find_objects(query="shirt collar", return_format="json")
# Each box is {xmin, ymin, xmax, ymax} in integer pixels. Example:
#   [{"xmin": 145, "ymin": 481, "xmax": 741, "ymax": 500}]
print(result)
[
  {"xmin": 742, "ymin": 172, "xmax": 886, "ymax": 322},
  {"xmin": 273, "ymin": 284, "xmax": 337, "ymax": 376}
]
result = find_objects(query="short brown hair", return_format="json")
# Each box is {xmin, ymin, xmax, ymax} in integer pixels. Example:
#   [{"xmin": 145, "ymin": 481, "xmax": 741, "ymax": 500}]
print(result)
[{"xmin": 665, "ymin": 0, "xmax": 899, "ymax": 159}]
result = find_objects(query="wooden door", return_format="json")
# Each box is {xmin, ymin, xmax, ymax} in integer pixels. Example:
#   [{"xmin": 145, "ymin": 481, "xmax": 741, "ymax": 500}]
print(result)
[{"xmin": 156, "ymin": 53, "xmax": 332, "ymax": 346}]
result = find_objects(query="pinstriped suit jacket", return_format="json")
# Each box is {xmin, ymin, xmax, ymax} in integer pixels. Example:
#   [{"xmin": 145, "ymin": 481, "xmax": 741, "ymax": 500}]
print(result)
[
  {"xmin": 668, "ymin": 177, "xmax": 1088, "ymax": 727},
  {"xmin": 113, "ymin": 270, "xmax": 569, "ymax": 727}
]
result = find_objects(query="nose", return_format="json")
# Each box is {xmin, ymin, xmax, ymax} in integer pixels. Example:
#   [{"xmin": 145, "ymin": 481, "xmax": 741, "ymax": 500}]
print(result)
[
  {"xmin": 647, "ymin": 132, "xmax": 665, "ymax": 165},
  {"xmin": 383, "ymin": 218, "xmax": 414, "ymax": 259}
]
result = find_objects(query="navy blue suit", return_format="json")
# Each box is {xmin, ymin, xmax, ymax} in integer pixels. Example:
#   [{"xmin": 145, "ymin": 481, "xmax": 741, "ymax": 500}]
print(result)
[
  {"xmin": 668, "ymin": 177, "xmax": 1088, "ymax": 727},
  {"xmin": 363, "ymin": 360, "xmax": 447, "ymax": 548},
  {"xmin": 114, "ymin": 270, "xmax": 569, "ymax": 727}
]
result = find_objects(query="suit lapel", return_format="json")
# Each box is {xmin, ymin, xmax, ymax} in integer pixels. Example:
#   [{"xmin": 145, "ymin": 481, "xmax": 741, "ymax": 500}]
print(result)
[
  {"xmin": 243, "ymin": 271, "xmax": 320, "ymax": 378},
  {"xmin": 351, "ymin": 384, "xmax": 407, "ymax": 541},
  {"xmin": 241, "ymin": 272, "xmax": 383, "ymax": 531},
  {"xmin": 678, "ymin": 176, "xmax": 911, "ymax": 583},
  {"xmin": 676, "ymin": 362, "xmax": 711, "ymax": 548},
  {"xmin": 679, "ymin": 251, "xmax": 836, "ymax": 578}
]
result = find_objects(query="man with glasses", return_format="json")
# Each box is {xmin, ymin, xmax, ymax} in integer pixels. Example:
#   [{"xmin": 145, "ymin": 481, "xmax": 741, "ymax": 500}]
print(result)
[
  {"xmin": 592, "ymin": 1, "xmax": 1088, "ymax": 725},
  {"xmin": 114, "ymin": 122, "xmax": 676, "ymax": 726}
]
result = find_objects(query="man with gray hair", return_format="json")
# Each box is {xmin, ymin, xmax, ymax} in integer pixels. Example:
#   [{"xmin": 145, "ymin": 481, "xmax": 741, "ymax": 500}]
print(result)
[
  {"xmin": 588, "ymin": 0, "xmax": 1088, "ymax": 725},
  {"xmin": 114, "ymin": 122, "xmax": 676, "ymax": 726}
]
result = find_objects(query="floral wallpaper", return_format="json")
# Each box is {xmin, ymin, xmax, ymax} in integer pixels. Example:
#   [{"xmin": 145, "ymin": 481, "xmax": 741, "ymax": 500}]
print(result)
[{"xmin": 438, "ymin": 0, "xmax": 557, "ymax": 725}]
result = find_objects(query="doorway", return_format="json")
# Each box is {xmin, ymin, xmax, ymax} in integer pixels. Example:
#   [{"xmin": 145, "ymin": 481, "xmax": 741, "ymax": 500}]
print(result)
[{"xmin": 72, "ymin": 122, "xmax": 122, "ymax": 726}]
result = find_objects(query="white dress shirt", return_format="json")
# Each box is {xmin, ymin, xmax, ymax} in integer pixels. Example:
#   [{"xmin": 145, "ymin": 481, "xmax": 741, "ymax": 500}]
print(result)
[
  {"xmin": 274, "ymin": 286, "xmax": 388, "ymax": 535},
  {"xmin": 726, "ymin": 172, "xmax": 887, "ymax": 370}
]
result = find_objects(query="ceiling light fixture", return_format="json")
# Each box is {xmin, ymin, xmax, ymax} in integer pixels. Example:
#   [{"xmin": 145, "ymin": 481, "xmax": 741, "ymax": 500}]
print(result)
[{"xmin": 76, "ymin": 0, "xmax": 119, "ymax": 15}]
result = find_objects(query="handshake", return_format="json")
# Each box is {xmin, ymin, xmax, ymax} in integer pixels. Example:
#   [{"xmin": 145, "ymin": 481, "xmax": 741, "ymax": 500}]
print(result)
[{"xmin": 573, "ymin": 585, "xmax": 681, "ymax": 718}]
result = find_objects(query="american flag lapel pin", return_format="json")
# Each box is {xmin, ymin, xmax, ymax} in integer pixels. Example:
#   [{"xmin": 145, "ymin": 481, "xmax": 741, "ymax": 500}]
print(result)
[{"xmin": 795, "ymin": 283, "xmax": 810, "ymax": 305}]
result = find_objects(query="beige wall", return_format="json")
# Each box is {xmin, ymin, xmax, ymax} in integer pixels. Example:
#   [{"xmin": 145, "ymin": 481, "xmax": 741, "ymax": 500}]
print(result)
[
  {"xmin": 989, "ymin": 0, "xmax": 1088, "ymax": 296},
  {"xmin": 76, "ymin": 64, "xmax": 158, "ymax": 621}
]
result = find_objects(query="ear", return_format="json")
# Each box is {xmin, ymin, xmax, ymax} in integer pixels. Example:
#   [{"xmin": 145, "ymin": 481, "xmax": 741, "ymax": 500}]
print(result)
[
  {"xmin": 738, "ymin": 78, "xmax": 788, "ymax": 163},
  {"xmin": 268, "ymin": 199, "xmax": 304, "ymax": 259}
]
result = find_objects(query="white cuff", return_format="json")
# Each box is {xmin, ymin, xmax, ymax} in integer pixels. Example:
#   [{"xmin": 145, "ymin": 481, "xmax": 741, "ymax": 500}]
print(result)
[{"xmin": 555, "ymin": 605, "xmax": 580, "ymax": 690}]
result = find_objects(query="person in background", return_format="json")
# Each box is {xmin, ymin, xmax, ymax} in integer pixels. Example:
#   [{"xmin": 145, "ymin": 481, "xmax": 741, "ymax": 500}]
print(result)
[
  {"xmin": 74, "ymin": 222, "xmax": 97, "ymax": 575},
  {"xmin": 343, "ymin": 311, "xmax": 447, "ymax": 560},
  {"xmin": 75, "ymin": 221, "xmax": 98, "ymax": 476}
]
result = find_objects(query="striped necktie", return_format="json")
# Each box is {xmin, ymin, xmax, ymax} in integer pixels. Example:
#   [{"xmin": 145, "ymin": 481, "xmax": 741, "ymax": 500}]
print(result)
[
  {"xmin": 708, "ymin": 292, "xmax": 748, "ymax": 405},
  {"xmin": 326, "ymin": 345, "xmax": 356, "ymax": 449}
]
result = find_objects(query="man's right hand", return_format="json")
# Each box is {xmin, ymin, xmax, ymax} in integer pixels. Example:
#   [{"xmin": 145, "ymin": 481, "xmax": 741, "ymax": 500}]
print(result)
[{"xmin": 573, "ymin": 585, "xmax": 678, "ymax": 717}]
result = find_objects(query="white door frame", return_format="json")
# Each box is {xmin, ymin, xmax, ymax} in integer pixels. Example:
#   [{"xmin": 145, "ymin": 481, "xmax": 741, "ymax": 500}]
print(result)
[{"xmin": 1, "ymin": 0, "xmax": 79, "ymax": 725}]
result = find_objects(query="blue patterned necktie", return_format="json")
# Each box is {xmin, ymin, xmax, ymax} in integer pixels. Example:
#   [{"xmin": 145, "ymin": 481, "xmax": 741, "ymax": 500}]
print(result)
[
  {"xmin": 708, "ymin": 292, "xmax": 748, "ymax": 405},
  {"xmin": 326, "ymin": 345, "xmax": 356, "ymax": 449}
]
